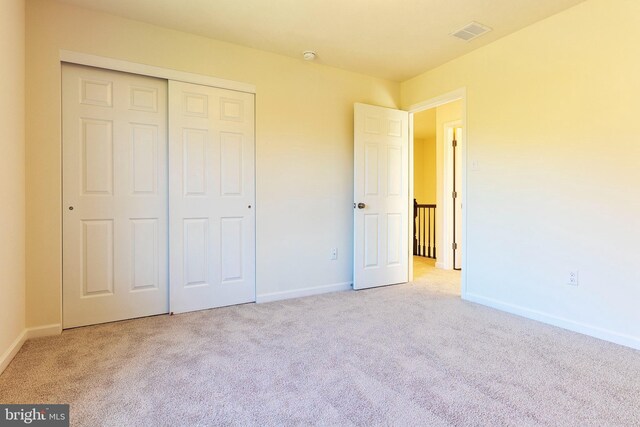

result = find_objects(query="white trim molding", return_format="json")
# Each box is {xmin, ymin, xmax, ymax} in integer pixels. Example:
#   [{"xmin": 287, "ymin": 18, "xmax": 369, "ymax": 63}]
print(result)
[
  {"xmin": 257, "ymin": 282, "xmax": 352, "ymax": 304},
  {"xmin": 464, "ymin": 293, "xmax": 640, "ymax": 351},
  {"xmin": 0, "ymin": 331, "xmax": 27, "ymax": 375},
  {"xmin": 0, "ymin": 324, "xmax": 62, "ymax": 375},
  {"xmin": 407, "ymin": 87, "xmax": 466, "ymax": 113},
  {"xmin": 408, "ymin": 113, "xmax": 415, "ymax": 282},
  {"xmin": 59, "ymin": 50, "xmax": 256, "ymax": 94},
  {"xmin": 27, "ymin": 324, "xmax": 63, "ymax": 339}
]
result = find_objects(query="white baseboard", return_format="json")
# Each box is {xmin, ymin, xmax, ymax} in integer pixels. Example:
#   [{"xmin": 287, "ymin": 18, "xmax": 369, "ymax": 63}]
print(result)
[
  {"xmin": 26, "ymin": 324, "xmax": 62, "ymax": 339},
  {"xmin": 464, "ymin": 293, "xmax": 640, "ymax": 351},
  {"xmin": 0, "ymin": 324, "xmax": 62, "ymax": 375},
  {"xmin": 0, "ymin": 330, "xmax": 27, "ymax": 375},
  {"xmin": 257, "ymin": 282, "xmax": 352, "ymax": 304},
  {"xmin": 435, "ymin": 262, "xmax": 446, "ymax": 269}
]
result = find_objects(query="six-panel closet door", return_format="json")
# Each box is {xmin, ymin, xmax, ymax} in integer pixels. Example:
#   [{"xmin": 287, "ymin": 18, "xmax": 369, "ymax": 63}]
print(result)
[
  {"xmin": 353, "ymin": 103, "xmax": 409, "ymax": 290},
  {"xmin": 62, "ymin": 64, "xmax": 256, "ymax": 328},
  {"xmin": 168, "ymin": 81, "xmax": 256, "ymax": 313},
  {"xmin": 62, "ymin": 64, "xmax": 169, "ymax": 328}
]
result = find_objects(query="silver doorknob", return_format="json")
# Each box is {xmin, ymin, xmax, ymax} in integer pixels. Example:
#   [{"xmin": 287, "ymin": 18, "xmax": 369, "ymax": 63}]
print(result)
[{"xmin": 357, "ymin": 203, "xmax": 366, "ymax": 209}]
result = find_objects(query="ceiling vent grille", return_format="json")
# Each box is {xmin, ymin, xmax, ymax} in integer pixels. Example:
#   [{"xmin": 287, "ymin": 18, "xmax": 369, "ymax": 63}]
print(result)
[{"xmin": 451, "ymin": 22, "xmax": 492, "ymax": 42}]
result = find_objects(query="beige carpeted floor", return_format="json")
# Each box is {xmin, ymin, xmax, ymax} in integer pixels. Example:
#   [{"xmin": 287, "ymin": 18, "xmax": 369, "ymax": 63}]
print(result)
[{"xmin": 1, "ymin": 258, "xmax": 639, "ymax": 426}]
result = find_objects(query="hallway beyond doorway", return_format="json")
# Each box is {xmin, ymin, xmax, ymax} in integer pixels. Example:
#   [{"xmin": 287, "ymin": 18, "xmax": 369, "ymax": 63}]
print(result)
[{"xmin": 412, "ymin": 256, "xmax": 460, "ymax": 295}]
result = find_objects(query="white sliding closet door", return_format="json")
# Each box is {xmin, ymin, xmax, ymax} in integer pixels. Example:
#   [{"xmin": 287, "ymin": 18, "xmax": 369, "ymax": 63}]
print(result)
[
  {"xmin": 62, "ymin": 63, "xmax": 169, "ymax": 328},
  {"xmin": 169, "ymin": 81, "xmax": 256, "ymax": 314}
]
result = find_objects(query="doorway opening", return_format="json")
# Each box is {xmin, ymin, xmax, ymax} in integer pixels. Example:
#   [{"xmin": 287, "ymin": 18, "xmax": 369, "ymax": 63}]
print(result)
[{"xmin": 409, "ymin": 92, "xmax": 465, "ymax": 294}]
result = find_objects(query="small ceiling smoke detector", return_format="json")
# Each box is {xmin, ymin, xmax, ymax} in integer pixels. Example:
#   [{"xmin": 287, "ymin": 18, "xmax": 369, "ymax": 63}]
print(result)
[
  {"xmin": 451, "ymin": 22, "xmax": 492, "ymax": 42},
  {"xmin": 302, "ymin": 51, "xmax": 317, "ymax": 61}
]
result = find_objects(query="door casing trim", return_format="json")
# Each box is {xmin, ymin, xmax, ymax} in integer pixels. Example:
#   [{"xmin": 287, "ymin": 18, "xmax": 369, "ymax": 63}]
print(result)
[{"xmin": 60, "ymin": 50, "xmax": 256, "ymax": 94}]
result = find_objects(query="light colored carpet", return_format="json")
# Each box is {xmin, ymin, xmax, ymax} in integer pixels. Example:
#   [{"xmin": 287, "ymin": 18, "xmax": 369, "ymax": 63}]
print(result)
[{"xmin": 1, "ymin": 261, "xmax": 639, "ymax": 426}]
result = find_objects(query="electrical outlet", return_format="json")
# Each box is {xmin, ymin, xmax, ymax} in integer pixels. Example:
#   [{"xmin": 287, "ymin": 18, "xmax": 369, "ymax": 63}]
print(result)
[
  {"xmin": 330, "ymin": 248, "xmax": 338, "ymax": 260},
  {"xmin": 567, "ymin": 270, "xmax": 579, "ymax": 286}
]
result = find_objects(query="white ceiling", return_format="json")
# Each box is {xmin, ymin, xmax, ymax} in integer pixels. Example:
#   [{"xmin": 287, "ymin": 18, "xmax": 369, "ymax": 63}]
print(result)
[{"xmin": 57, "ymin": 0, "xmax": 586, "ymax": 81}]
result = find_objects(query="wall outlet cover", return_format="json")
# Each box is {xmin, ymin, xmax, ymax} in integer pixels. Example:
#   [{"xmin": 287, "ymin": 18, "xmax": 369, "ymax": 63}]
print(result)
[{"xmin": 568, "ymin": 270, "xmax": 579, "ymax": 286}]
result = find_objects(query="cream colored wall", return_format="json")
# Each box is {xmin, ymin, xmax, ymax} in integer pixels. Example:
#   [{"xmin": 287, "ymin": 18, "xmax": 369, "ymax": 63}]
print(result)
[
  {"xmin": 413, "ymin": 138, "xmax": 436, "ymax": 204},
  {"xmin": 401, "ymin": 0, "xmax": 640, "ymax": 347},
  {"xmin": 0, "ymin": 0, "xmax": 26, "ymax": 358},
  {"xmin": 413, "ymin": 109, "xmax": 437, "ymax": 205},
  {"xmin": 25, "ymin": 0, "xmax": 399, "ymax": 327}
]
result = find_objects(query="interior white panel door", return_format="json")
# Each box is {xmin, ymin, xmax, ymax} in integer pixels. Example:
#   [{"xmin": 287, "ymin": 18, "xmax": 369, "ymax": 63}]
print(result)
[
  {"xmin": 169, "ymin": 81, "xmax": 255, "ymax": 314},
  {"xmin": 62, "ymin": 63, "xmax": 168, "ymax": 328},
  {"xmin": 353, "ymin": 103, "xmax": 409, "ymax": 290}
]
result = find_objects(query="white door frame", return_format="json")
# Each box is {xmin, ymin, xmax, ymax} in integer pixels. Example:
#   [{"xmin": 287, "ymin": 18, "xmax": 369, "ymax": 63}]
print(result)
[
  {"xmin": 406, "ymin": 88, "xmax": 468, "ymax": 297},
  {"xmin": 58, "ymin": 50, "xmax": 257, "ymax": 322},
  {"xmin": 59, "ymin": 51, "xmax": 256, "ymax": 94}
]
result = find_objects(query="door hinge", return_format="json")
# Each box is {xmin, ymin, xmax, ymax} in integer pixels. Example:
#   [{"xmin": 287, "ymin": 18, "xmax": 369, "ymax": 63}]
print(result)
[
  {"xmin": 452, "ymin": 242, "xmax": 458, "ymax": 250},
  {"xmin": 452, "ymin": 191, "xmax": 457, "ymax": 199},
  {"xmin": 452, "ymin": 139, "xmax": 457, "ymax": 147}
]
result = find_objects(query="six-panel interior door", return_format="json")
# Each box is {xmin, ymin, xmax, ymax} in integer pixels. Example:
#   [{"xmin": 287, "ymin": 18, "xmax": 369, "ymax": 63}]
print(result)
[
  {"xmin": 168, "ymin": 81, "xmax": 256, "ymax": 314},
  {"xmin": 353, "ymin": 103, "xmax": 409, "ymax": 290},
  {"xmin": 62, "ymin": 63, "xmax": 169, "ymax": 328}
]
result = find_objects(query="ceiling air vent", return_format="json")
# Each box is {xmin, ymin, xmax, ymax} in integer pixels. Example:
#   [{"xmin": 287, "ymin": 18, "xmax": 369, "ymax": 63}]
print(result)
[{"xmin": 451, "ymin": 22, "xmax": 492, "ymax": 42}]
